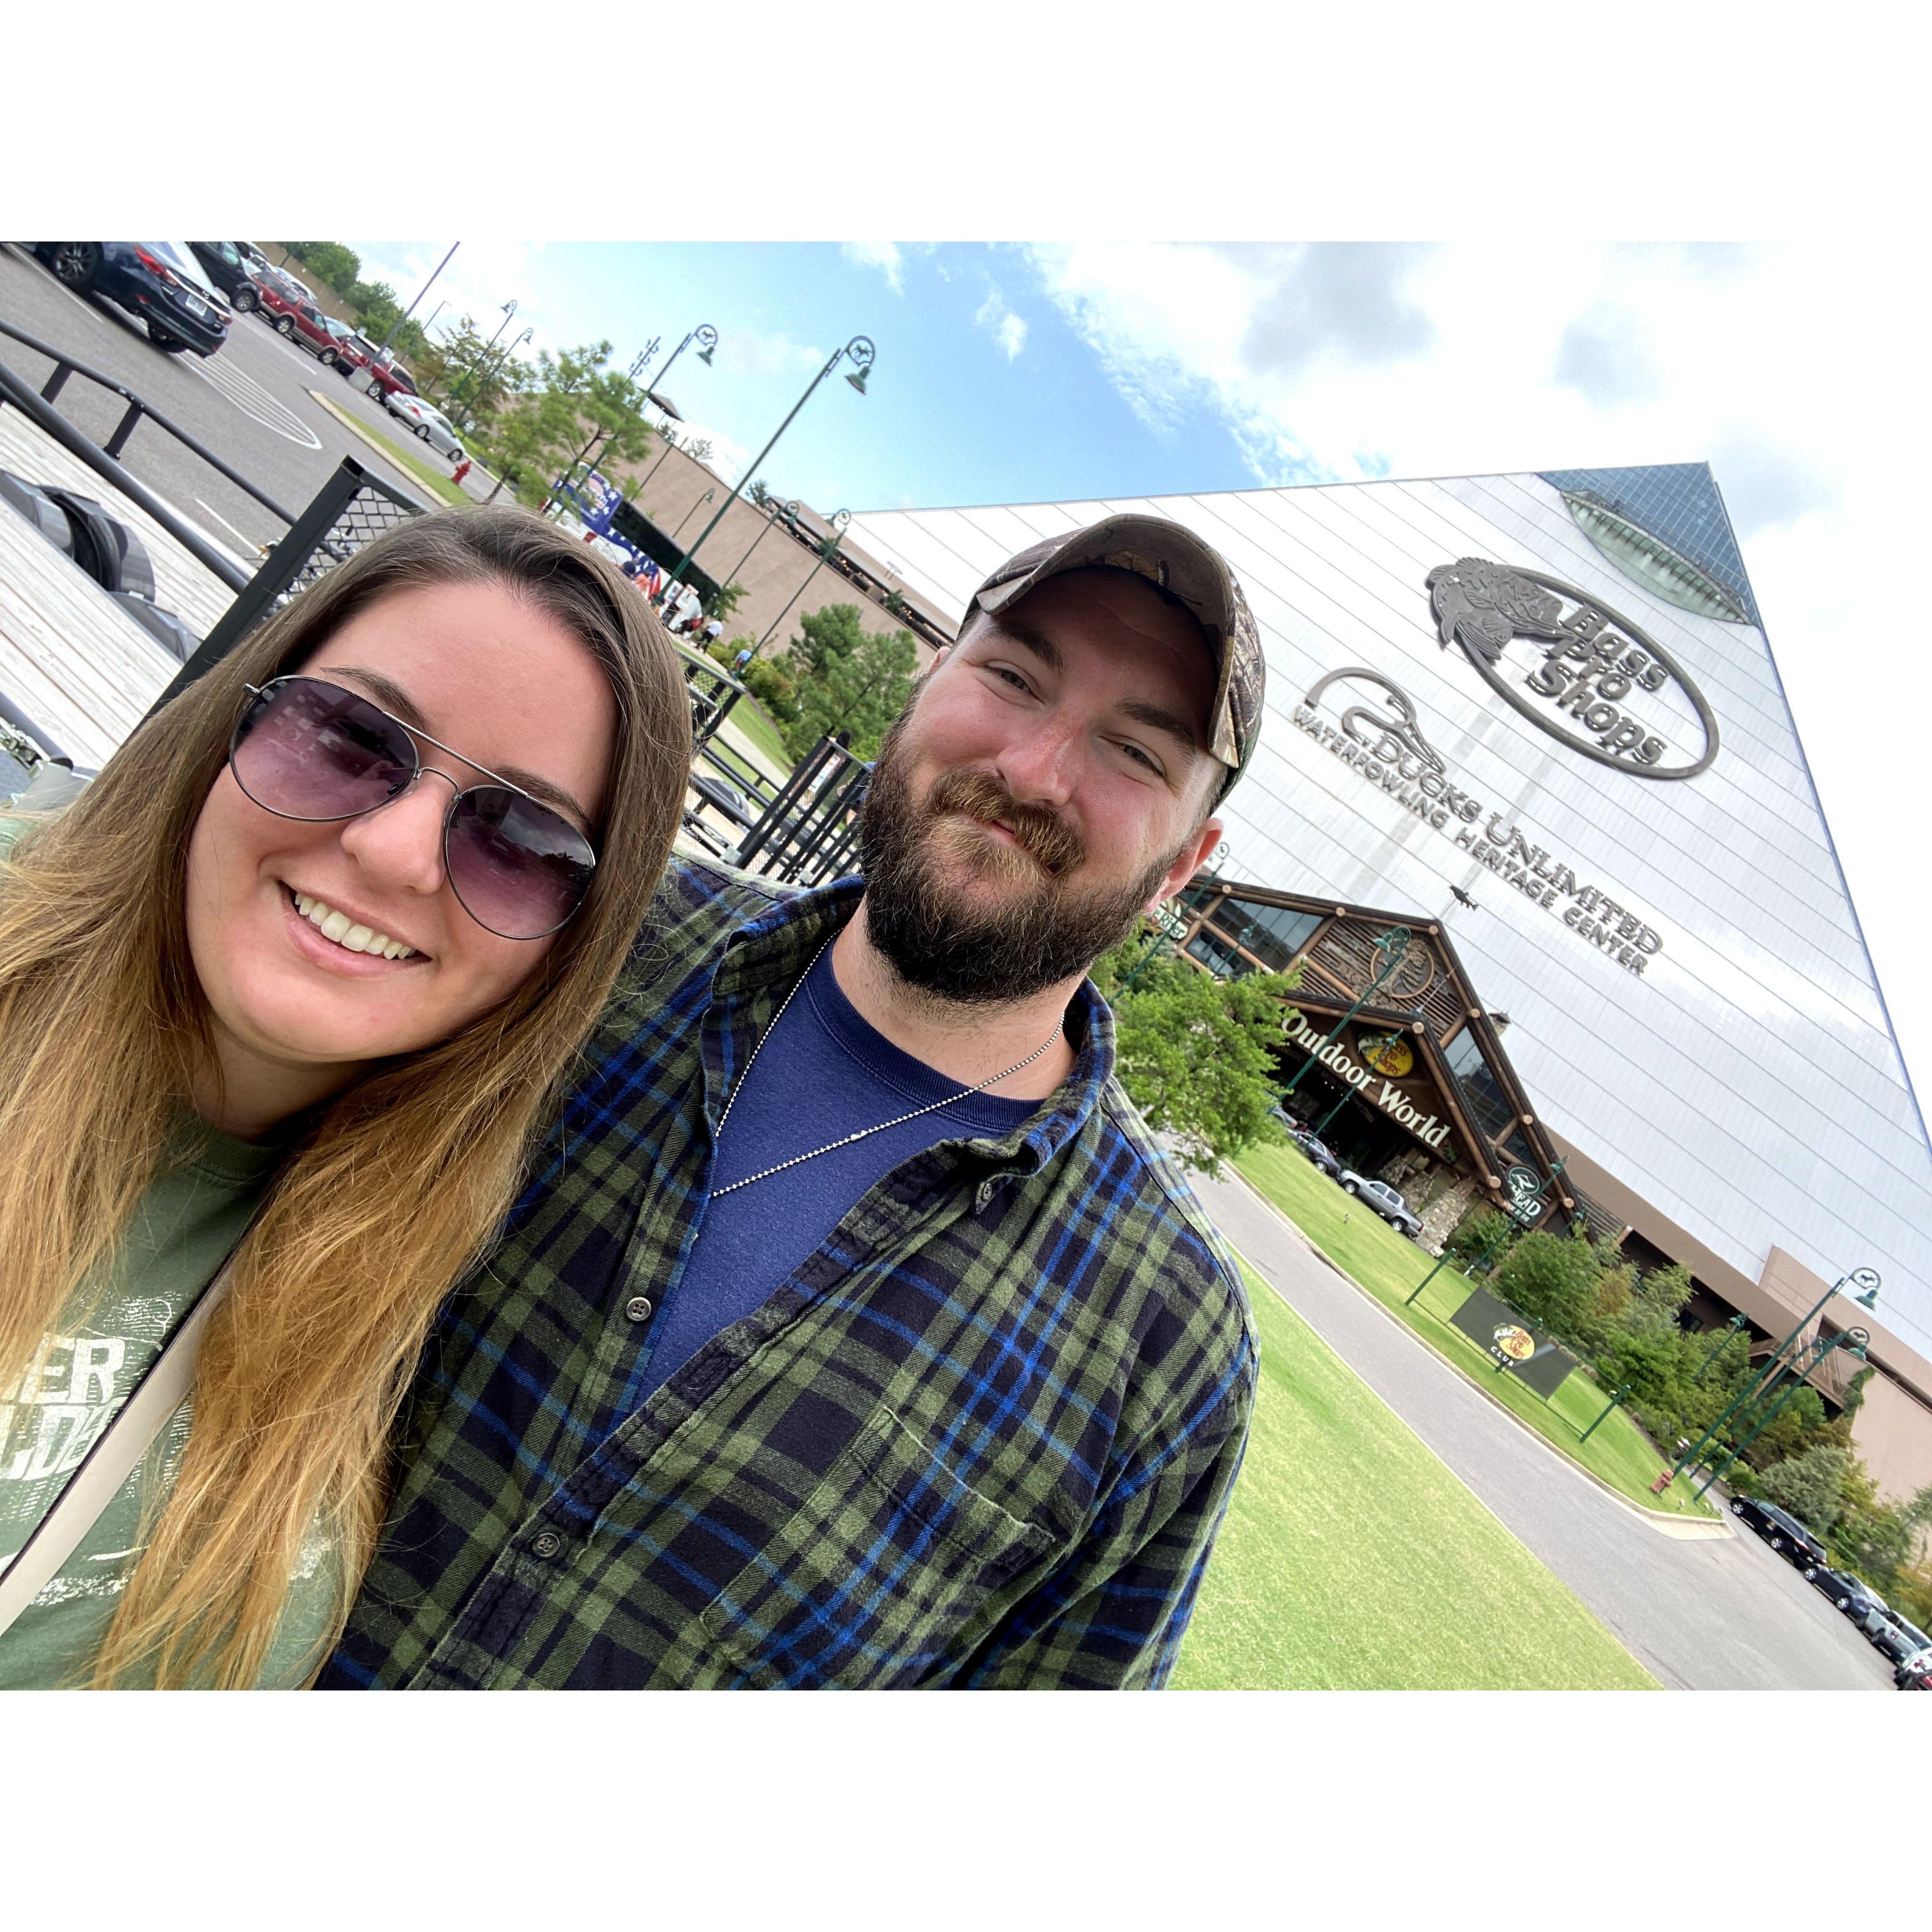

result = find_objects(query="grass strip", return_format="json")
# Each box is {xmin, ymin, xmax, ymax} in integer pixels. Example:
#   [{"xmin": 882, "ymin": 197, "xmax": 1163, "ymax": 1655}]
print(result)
[
  {"xmin": 1173, "ymin": 1261, "xmax": 1657, "ymax": 1689},
  {"xmin": 307, "ymin": 389, "xmax": 469, "ymax": 506},
  {"xmin": 1234, "ymin": 1143, "xmax": 1714, "ymax": 1518}
]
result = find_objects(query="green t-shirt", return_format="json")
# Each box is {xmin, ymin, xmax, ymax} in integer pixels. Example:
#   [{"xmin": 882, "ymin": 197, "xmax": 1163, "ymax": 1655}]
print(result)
[{"xmin": 0, "ymin": 817, "xmax": 340, "ymax": 1688}]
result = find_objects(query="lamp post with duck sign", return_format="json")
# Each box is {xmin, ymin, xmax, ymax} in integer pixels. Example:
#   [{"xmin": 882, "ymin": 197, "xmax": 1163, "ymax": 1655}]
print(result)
[{"xmin": 660, "ymin": 335, "xmax": 874, "ymax": 600}]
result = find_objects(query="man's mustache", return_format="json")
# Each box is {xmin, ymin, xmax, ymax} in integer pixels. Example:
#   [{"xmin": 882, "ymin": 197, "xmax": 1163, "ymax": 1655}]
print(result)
[{"xmin": 925, "ymin": 769, "xmax": 1084, "ymax": 879}]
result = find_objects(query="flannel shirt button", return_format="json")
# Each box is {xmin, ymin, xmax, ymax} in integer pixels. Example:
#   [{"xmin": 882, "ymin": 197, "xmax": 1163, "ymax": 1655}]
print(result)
[
  {"xmin": 976, "ymin": 1180, "xmax": 995, "ymax": 1209},
  {"xmin": 625, "ymin": 1295, "xmax": 655, "ymax": 1323},
  {"xmin": 530, "ymin": 1531, "xmax": 563, "ymax": 1561}
]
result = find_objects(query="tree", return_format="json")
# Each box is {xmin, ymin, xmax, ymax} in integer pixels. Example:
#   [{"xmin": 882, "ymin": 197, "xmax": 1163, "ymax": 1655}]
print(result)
[
  {"xmin": 1756, "ymin": 1445, "xmax": 1852, "ymax": 1534},
  {"xmin": 279, "ymin": 241, "xmax": 361, "ymax": 295},
  {"xmin": 1495, "ymin": 1231, "xmax": 1601, "ymax": 1335},
  {"xmin": 747, "ymin": 479, "xmax": 771, "ymax": 507},
  {"xmin": 778, "ymin": 604, "xmax": 919, "ymax": 760},
  {"xmin": 485, "ymin": 342, "xmax": 656, "ymax": 512},
  {"xmin": 1089, "ymin": 941, "xmax": 1299, "ymax": 1177},
  {"xmin": 702, "ymin": 581, "xmax": 748, "ymax": 623}
]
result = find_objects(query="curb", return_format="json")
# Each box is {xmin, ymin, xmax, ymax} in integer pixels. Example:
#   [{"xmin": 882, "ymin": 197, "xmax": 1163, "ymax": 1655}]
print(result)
[
  {"xmin": 1222, "ymin": 1165, "xmax": 1734, "ymax": 1541},
  {"xmin": 304, "ymin": 388, "xmax": 464, "ymax": 504}
]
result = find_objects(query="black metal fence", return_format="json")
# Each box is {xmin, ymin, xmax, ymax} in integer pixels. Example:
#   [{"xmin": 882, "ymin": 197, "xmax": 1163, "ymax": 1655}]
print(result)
[
  {"xmin": 145, "ymin": 458, "xmax": 426, "ymax": 719},
  {"xmin": 727, "ymin": 734, "xmax": 872, "ymax": 887}
]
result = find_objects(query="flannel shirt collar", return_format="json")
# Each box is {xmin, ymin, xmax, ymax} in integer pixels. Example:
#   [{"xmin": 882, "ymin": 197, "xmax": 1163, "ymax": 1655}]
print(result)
[{"xmin": 705, "ymin": 872, "xmax": 1117, "ymax": 1183}]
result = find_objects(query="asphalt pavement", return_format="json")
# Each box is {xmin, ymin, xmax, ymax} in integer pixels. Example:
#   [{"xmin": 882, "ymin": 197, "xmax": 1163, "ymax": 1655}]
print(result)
[
  {"xmin": 0, "ymin": 245, "xmax": 484, "ymax": 558},
  {"xmin": 1189, "ymin": 1164, "xmax": 1897, "ymax": 1690}
]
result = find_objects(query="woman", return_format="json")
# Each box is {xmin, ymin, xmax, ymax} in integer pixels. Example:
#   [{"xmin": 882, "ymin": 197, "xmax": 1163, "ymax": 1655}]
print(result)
[{"xmin": 0, "ymin": 506, "xmax": 690, "ymax": 1688}]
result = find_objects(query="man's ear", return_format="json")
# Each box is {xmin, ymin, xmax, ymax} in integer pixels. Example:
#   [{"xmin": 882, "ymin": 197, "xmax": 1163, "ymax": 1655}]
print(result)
[{"xmin": 1147, "ymin": 815, "xmax": 1223, "ymax": 914}]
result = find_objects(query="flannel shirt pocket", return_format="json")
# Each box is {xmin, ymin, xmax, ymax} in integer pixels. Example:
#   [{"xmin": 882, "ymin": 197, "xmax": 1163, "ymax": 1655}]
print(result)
[{"xmin": 697, "ymin": 1403, "xmax": 1057, "ymax": 1688}]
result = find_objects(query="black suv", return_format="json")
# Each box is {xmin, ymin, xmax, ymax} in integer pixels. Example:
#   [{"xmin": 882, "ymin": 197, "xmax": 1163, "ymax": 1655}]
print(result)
[{"xmin": 1729, "ymin": 1495, "xmax": 1830, "ymax": 1569}]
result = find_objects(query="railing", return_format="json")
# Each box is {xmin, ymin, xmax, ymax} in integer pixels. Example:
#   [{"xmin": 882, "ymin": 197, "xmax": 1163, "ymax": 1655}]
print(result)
[
  {"xmin": 0, "ymin": 315, "xmax": 300, "ymax": 530},
  {"xmin": 727, "ymin": 734, "xmax": 872, "ymax": 887},
  {"xmin": 0, "ymin": 354, "xmax": 254, "ymax": 595},
  {"xmin": 147, "ymin": 457, "xmax": 426, "ymax": 718}
]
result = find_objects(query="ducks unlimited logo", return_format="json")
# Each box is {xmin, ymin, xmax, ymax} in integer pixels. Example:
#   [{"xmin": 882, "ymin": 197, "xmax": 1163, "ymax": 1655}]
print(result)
[
  {"xmin": 1291, "ymin": 668, "xmax": 1665, "ymax": 977},
  {"xmin": 1426, "ymin": 559, "xmax": 1719, "ymax": 781}
]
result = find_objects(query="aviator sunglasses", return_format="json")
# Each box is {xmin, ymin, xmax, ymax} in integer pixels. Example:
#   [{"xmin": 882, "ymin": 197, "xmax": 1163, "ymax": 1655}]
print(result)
[{"xmin": 229, "ymin": 675, "xmax": 598, "ymax": 941}]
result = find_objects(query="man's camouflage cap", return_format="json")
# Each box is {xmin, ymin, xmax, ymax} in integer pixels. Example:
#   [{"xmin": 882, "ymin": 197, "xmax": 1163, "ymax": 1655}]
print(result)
[{"xmin": 964, "ymin": 514, "xmax": 1266, "ymax": 800}]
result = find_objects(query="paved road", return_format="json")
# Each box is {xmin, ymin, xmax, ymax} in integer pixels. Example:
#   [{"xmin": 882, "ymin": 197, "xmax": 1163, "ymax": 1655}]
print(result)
[
  {"xmin": 0, "ymin": 245, "xmax": 481, "ymax": 558},
  {"xmin": 1191, "ymin": 1165, "xmax": 1895, "ymax": 1690}
]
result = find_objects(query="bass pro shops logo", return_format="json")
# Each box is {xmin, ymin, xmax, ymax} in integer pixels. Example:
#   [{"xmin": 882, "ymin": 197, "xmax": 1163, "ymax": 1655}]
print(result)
[{"xmin": 1426, "ymin": 559, "xmax": 1719, "ymax": 781}]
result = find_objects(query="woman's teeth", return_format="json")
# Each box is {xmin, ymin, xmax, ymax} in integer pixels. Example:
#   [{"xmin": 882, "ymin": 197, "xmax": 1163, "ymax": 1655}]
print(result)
[{"xmin": 291, "ymin": 891, "xmax": 417, "ymax": 960}]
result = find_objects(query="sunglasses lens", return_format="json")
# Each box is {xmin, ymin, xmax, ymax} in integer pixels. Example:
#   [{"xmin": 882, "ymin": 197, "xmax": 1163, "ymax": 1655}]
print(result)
[
  {"xmin": 232, "ymin": 679, "xmax": 415, "ymax": 819},
  {"xmin": 446, "ymin": 787, "xmax": 596, "ymax": 939}
]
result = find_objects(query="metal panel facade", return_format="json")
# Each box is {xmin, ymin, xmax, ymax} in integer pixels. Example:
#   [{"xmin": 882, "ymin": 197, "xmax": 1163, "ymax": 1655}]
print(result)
[{"xmin": 851, "ymin": 470, "xmax": 1932, "ymax": 1362}]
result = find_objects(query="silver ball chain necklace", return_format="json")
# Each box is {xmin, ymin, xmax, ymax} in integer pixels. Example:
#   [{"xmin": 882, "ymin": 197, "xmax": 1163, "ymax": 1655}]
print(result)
[{"xmin": 710, "ymin": 935, "xmax": 1065, "ymax": 1197}]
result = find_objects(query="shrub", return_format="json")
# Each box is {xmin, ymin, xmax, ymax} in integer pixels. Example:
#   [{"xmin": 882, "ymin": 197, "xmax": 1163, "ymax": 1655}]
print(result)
[
  {"xmin": 1495, "ymin": 1231, "xmax": 1600, "ymax": 1340},
  {"xmin": 1445, "ymin": 1206, "xmax": 1512, "ymax": 1270},
  {"xmin": 1755, "ymin": 1445, "xmax": 1851, "ymax": 1535}
]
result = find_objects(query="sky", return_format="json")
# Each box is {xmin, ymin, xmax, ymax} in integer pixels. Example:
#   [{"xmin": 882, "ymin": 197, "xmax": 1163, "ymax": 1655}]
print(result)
[{"xmin": 345, "ymin": 238, "xmax": 1932, "ymax": 1127}]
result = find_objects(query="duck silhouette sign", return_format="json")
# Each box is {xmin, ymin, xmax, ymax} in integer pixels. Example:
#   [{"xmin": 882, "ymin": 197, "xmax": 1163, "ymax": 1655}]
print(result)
[{"xmin": 1426, "ymin": 558, "xmax": 1719, "ymax": 781}]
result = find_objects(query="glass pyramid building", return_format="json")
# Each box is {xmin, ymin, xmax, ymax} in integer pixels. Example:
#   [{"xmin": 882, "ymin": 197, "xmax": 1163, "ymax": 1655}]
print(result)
[{"xmin": 849, "ymin": 463, "xmax": 1932, "ymax": 1490}]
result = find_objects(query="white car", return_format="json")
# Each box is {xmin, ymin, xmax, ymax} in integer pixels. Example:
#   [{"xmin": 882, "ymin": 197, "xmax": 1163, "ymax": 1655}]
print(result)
[{"xmin": 380, "ymin": 391, "xmax": 465, "ymax": 460}]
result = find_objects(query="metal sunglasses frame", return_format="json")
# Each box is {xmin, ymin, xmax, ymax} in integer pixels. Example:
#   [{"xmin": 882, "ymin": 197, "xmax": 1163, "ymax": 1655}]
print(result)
[{"xmin": 230, "ymin": 675, "xmax": 598, "ymax": 940}]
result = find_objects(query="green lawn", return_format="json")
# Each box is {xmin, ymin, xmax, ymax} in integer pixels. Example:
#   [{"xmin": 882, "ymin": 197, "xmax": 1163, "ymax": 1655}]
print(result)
[
  {"xmin": 1173, "ymin": 1264, "xmax": 1657, "ymax": 1690},
  {"xmin": 1234, "ymin": 1143, "xmax": 1714, "ymax": 1519},
  {"xmin": 729, "ymin": 694, "xmax": 794, "ymax": 774}
]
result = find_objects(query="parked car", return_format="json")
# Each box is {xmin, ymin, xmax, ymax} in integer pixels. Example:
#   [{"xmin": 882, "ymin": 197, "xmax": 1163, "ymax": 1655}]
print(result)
[
  {"xmin": 31, "ymin": 242, "xmax": 230, "ymax": 356},
  {"xmin": 364, "ymin": 354, "xmax": 418, "ymax": 403},
  {"xmin": 1339, "ymin": 1170, "xmax": 1422, "ymax": 1238},
  {"xmin": 1728, "ymin": 1495, "xmax": 1831, "ymax": 1569},
  {"xmin": 321, "ymin": 317, "xmax": 373, "ymax": 380},
  {"xmin": 380, "ymin": 392, "xmax": 464, "ymax": 458},
  {"xmin": 1870, "ymin": 1610, "xmax": 1932, "ymax": 1670},
  {"xmin": 1294, "ymin": 1134, "xmax": 1341, "ymax": 1178},
  {"xmin": 254, "ymin": 279, "xmax": 339, "ymax": 362},
  {"xmin": 1896, "ymin": 1648, "xmax": 1932, "ymax": 1690},
  {"xmin": 688, "ymin": 771, "xmax": 753, "ymax": 828},
  {"xmin": 1799, "ymin": 1561, "xmax": 1868, "ymax": 1614},
  {"xmin": 186, "ymin": 241, "xmax": 265, "ymax": 313}
]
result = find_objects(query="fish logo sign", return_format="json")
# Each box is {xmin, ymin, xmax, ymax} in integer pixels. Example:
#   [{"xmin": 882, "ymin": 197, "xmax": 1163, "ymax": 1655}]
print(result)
[{"xmin": 1426, "ymin": 559, "xmax": 1719, "ymax": 781}]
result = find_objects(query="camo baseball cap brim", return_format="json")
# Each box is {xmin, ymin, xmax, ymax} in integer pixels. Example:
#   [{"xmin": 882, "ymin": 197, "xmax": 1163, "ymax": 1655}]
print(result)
[{"xmin": 966, "ymin": 514, "xmax": 1265, "ymax": 799}]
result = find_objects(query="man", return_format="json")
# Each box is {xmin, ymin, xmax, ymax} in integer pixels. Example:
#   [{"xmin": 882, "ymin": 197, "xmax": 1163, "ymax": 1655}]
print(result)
[{"xmin": 324, "ymin": 514, "xmax": 1266, "ymax": 1690}]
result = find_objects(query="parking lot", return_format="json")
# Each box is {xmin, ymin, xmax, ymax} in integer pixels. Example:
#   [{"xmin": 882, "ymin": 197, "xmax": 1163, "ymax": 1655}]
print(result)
[{"xmin": 0, "ymin": 244, "xmax": 483, "ymax": 559}]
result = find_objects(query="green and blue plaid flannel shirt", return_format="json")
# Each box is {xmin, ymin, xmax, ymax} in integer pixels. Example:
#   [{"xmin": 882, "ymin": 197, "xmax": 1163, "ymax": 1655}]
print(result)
[{"xmin": 323, "ymin": 858, "xmax": 1256, "ymax": 1690}]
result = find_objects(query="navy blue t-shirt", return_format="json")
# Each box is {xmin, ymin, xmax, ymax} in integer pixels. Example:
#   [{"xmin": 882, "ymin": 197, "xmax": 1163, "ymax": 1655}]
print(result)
[{"xmin": 633, "ymin": 943, "xmax": 1037, "ymax": 1402}]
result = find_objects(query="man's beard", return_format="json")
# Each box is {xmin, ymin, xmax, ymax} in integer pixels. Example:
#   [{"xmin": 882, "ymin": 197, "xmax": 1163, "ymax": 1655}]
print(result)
[{"xmin": 858, "ymin": 718, "xmax": 1188, "ymax": 1006}]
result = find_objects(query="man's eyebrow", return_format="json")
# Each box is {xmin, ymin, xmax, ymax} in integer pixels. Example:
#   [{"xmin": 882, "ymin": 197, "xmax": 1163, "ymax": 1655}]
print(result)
[
  {"xmin": 1118, "ymin": 698, "xmax": 1209, "ymax": 760},
  {"xmin": 322, "ymin": 665, "xmax": 594, "ymax": 828},
  {"xmin": 985, "ymin": 616, "xmax": 1065, "ymax": 674}
]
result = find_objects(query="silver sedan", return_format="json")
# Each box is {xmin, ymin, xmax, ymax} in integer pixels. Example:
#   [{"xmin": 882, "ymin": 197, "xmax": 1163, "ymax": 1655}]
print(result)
[{"xmin": 382, "ymin": 391, "xmax": 465, "ymax": 459}]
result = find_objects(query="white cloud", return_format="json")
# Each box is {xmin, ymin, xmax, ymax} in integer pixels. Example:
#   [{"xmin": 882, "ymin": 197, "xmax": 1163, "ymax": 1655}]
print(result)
[
  {"xmin": 712, "ymin": 330, "xmax": 827, "ymax": 379},
  {"xmin": 1016, "ymin": 240, "xmax": 1932, "ymax": 1101},
  {"xmin": 974, "ymin": 289, "xmax": 1029, "ymax": 361},
  {"xmin": 841, "ymin": 241, "xmax": 904, "ymax": 294}
]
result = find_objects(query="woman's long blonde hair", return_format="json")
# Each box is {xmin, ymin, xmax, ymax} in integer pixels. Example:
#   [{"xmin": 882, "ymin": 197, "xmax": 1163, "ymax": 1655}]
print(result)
[{"xmin": 0, "ymin": 506, "xmax": 690, "ymax": 1687}]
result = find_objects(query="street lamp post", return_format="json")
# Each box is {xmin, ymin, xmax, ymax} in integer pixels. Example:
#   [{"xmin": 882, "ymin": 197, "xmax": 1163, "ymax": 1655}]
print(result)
[
  {"xmin": 449, "ymin": 299, "xmax": 517, "ymax": 429},
  {"xmin": 751, "ymin": 511, "xmax": 852, "ymax": 658},
  {"xmin": 1691, "ymin": 1311, "xmax": 1750, "ymax": 1386},
  {"xmin": 556, "ymin": 325, "xmax": 716, "ymax": 510},
  {"xmin": 668, "ymin": 488, "xmax": 716, "ymax": 545},
  {"xmin": 641, "ymin": 323, "xmax": 717, "ymax": 413},
  {"xmin": 1669, "ymin": 1266, "xmax": 1879, "ymax": 1482},
  {"xmin": 1694, "ymin": 1329, "xmax": 1870, "ymax": 1498},
  {"xmin": 717, "ymin": 498, "xmax": 802, "ymax": 602},
  {"xmin": 661, "ymin": 335, "xmax": 874, "ymax": 599},
  {"xmin": 1280, "ymin": 928, "xmax": 1412, "ymax": 1103},
  {"xmin": 377, "ymin": 241, "xmax": 460, "ymax": 359},
  {"xmin": 1579, "ymin": 1382, "xmax": 1633, "ymax": 1444},
  {"xmin": 456, "ymin": 324, "xmax": 532, "ymax": 439}
]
